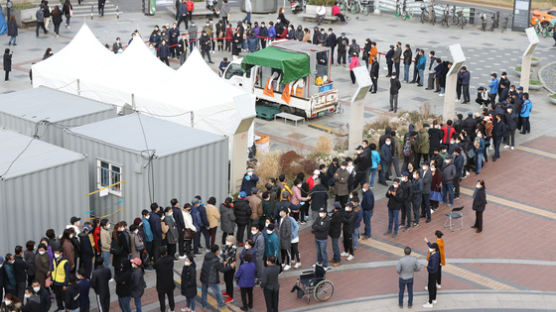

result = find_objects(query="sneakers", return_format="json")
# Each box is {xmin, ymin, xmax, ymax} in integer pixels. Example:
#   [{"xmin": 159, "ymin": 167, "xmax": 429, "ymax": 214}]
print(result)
[
  {"xmin": 222, "ymin": 291, "xmax": 229, "ymax": 297},
  {"xmin": 347, "ymin": 254, "xmax": 354, "ymax": 261},
  {"xmin": 424, "ymin": 286, "xmax": 428, "ymax": 291},
  {"xmin": 341, "ymin": 252, "xmax": 349, "ymax": 257},
  {"xmin": 284, "ymin": 265, "xmax": 291, "ymax": 271},
  {"xmin": 423, "ymin": 303, "xmax": 433, "ymax": 308},
  {"xmin": 511, "ymin": 146, "xmax": 515, "ymax": 150},
  {"xmin": 332, "ymin": 262, "xmax": 341, "ymax": 267},
  {"xmin": 433, "ymin": 300, "xmax": 437, "ymax": 304},
  {"xmin": 294, "ymin": 262, "xmax": 302, "ymax": 269},
  {"xmin": 225, "ymin": 297, "xmax": 234, "ymax": 304},
  {"xmin": 181, "ymin": 308, "xmax": 190, "ymax": 312},
  {"xmin": 504, "ymin": 145, "xmax": 510, "ymax": 149}
]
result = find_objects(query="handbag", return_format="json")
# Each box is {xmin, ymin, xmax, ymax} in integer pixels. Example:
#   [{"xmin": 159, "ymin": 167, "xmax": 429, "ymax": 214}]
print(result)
[
  {"xmin": 429, "ymin": 190, "xmax": 443, "ymax": 202},
  {"xmin": 184, "ymin": 228, "xmax": 194, "ymax": 240}
]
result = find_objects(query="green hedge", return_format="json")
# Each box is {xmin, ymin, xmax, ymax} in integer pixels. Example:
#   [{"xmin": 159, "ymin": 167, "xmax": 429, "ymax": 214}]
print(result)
[
  {"xmin": 551, "ymin": 94, "xmax": 556, "ymax": 99},
  {"xmin": 308, "ymin": 0, "xmax": 336, "ymax": 6},
  {"xmin": 530, "ymin": 80, "xmax": 542, "ymax": 85}
]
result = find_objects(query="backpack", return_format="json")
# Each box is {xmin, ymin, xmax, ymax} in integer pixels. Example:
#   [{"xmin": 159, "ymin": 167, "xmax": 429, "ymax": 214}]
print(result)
[{"xmin": 403, "ymin": 136, "xmax": 412, "ymax": 157}]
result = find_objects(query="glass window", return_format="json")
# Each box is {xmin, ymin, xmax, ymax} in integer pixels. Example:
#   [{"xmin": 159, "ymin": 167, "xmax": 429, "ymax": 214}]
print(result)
[
  {"xmin": 97, "ymin": 160, "xmax": 123, "ymax": 196},
  {"xmin": 224, "ymin": 64, "xmax": 244, "ymax": 80},
  {"xmin": 111, "ymin": 165, "xmax": 121, "ymax": 192},
  {"xmin": 100, "ymin": 161, "xmax": 110, "ymax": 187}
]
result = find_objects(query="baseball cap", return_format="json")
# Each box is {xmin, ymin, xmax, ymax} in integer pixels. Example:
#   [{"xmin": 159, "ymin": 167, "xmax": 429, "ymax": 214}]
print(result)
[
  {"xmin": 70, "ymin": 216, "xmax": 81, "ymax": 224},
  {"xmin": 130, "ymin": 258, "xmax": 142, "ymax": 266}
]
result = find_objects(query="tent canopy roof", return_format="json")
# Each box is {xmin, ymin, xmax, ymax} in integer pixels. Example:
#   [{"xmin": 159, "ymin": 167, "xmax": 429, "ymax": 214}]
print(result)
[{"xmin": 241, "ymin": 47, "xmax": 310, "ymax": 85}]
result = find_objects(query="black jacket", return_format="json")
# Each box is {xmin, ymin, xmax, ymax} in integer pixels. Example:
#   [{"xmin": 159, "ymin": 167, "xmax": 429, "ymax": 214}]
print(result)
[
  {"xmin": 400, "ymin": 180, "xmax": 412, "ymax": 203},
  {"xmin": 14, "ymin": 255, "xmax": 27, "ymax": 283},
  {"xmin": 354, "ymin": 150, "xmax": 371, "ymax": 172},
  {"xmin": 129, "ymin": 267, "xmax": 145, "ymax": 298},
  {"xmin": 115, "ymin": 266, "xmax": 132, "ymax": 297},
  {"xmin": 3, "ymin": 53, "xmax": 12, "ymax": 72},
  {"xmin": 403, "ymin": 49, "xmax": 412, "ymax": 65},
  {"xmin": 341, "ymin": 210, "xmax": 356, "ymax": 234},
  {"xmin": 361, "ymin": 189, "xmax": 375, "ymax": 211},
  {"xmin": 22, "ymin": 296, "xmax": 41, "ymax": 312},
  {"xmin": 386, "ymin": 185, "xmax": 404, "ymax": 210},
  {"xmin": 462, "ymin": 117, "xmax": 476, "ymax": 135},
  {"xmin": 370, "ymin": 61, "xmax": 379, "ymax": 78},
  {"xmin": 7, "ymin": 21, "xmax": 18, "ymax": 37},
  {"xmin": 172, "ymin": 206, "xmax": 186, "ymax": 230},
  {"xmin": 181, "ymin": 263, "xmax": 197, "ymax": 298},
  {"xmin": 91, "ymin": 267, "xmax": 111, "ymax": 296},
  {"xmin": 64, "ymin": 283, "xmax": 80, "ymax": 310},
  {"xmin": 311, "ymin": 216, "xmax": 330, "ymax": 240},
  {"xmin": 336, "ymin": 36, "xmax": 349, "ymax": 52},
  {"xmin": 154, "ymin": 255, "xmax": 175, "ymax": 292},
  {"xmin": 36, "ymin": 287, "xmax": 51, "ymax": 311},
  {"xmin": 328, "ymin": 211, "xmax": 342, "ymax": 239},
  {"xmin": 492, "ymin": 119, "xmax": 507, "ymax": 139},
  {"xmin": 390, "ymin": 77, "xmax": 401, "ymax": 95},
  {"xmin": 472, "ymin": 187, "xmax": 487, "ymax": 212},
  {"xmin": 309, "ymin": 184, "xmax": 328, "ymax": 211},
  {"xmin": 78, "ymin": 232, "xmax": 94, "ymax": 258},
  {"xmin": 428, "ymin": 128, "xmax": 444, "ymax": 153},
  {"xmin": 200, "ymin": 252, "xmax": 229, "ymax": 284},
  {"xmin": 234, "ymin": 199, "xmax": 252, "ymax": 225},
  {"xmin": 261, "ymin": 264, "xmax": 280, "ymax": 290}
]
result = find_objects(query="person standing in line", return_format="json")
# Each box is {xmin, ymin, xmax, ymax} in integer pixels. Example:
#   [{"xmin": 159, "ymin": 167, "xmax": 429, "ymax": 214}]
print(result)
[
  {"xmin": 129, "ymin": 258, "xmax": 145, "ymax": 312},
  {"xmin": 402, "ymin": 44, "xmax": 412, "ymax": 83},
  {"xmin": 277, "ymin": 208, "xmax": 292, "ymax": 270},
  {"xmin": 385, "ymin": 178, "xmax": 404, "ymax": 238},
  {"xmin": 441, "ymin": 157, "xmax": 456, "ymax": 207},
  {"xmin": 140, "ymin": 210, "xmax": 153, "ymax": 269},
  {"xmin": 234, "ymin": 192, "xmax": 252, "ymax": 246},
  {"xmin": 246, "ymin": 189, "xmax": 262, "ymax": 240},
  {"xmin": 235, "ymin": 253, "xmax": 256, "ymax": 311},
  {"xmin": 425, "ymin": 230, "xmax": 446, "ymax": 289},
  {"xmin": 396, "ymin": 247, "xmax": 421, "ymax": 309},
  {"xmin": 411, "ymin": 170, "xmax": 423, "ymax": 227},
  {"xmin": 115, "ymin": 258, "xmax": 132, "ymax": 312},
  {"xmin": 149, "ymin": 203, "xmax": 163, "ymax": 263},
  {"xmin": 361, "ymin": 183, "xmax": 374, "ymax": 239},
  {"xmin": 341, "ymin": 202, "xmax": 357, "ymax": 261},
  {"xmin": 487, "ymin": 73, "xmax": 499, "ymax": 104},
  {"xmin": 162, "ymin": 207, "xmax": 179, "ymax": 259},
  {"xmin": 385, "ymin": 45, "xmax": 394, "ymax": 77},
  {"xmin": 7, "ymin": 17, "xmax": 17, "ymax": 46},
  {"xmin": 220, "ymin": 197, "xmax": 236, "ymax": 245},
  {"xmin": 260, "ymin": 256, "xmax": 281, "ymax": 312},
  {"xmin": 78, "ymin": 225, "xmax": 94, "ymax": 278},
  {"xmin": 181, "ymin": 254, "xmax": 197, "ymax": 312},
  {"xmin": 91, "ymin": 257, "xmax": 111, "ymax": 312},
  {"xmin": 422, "ymin": 243, "xmax": 440, "ymax": 308},
  {"xmin": 76, "ymin": 269, "xmax": 91, "ymax": 312},
  {"xmin": 519, "ymin": 92, "xmax": 532, "ymax": 134},
  {"xmin": 471, "ymin": 180, "xmax": 487, "ymax": 233},
  {"xmin": 379, "ymin": 137, "xmax": 393, "ymax": 186},
  {"xmin": 336, "ymin": 32, "xmax": 348, "ymax": 65},
  {"xmin": 393, "ymin": 41, "xmax": 402, "ymax": 77},
  {"xmin": 51, "ymin": 248, "xmax": 70, "ymax": 312},
  {"xmin": 250, "ymin": 225, "xmax": 265, "ymax": 280},
  {"xmin": 31, "ymin": 280, "xmax": 51, "ymax": 311},
  {"xmin": 33, "ymin": 244, "xmax": 50, "ymax": 289},
  {"xmin": 13, "ymin": 246, "xmax": 27, "ymax": 302},
  {"xmin": 370, "ymin": 55, "xmax": 379, "ymax": 93},
  {"xmin": 504, "ymin": 106, "xmax": 518, "ymax": 149},
  {"xmin": 425, "ymin": 50, "xmax": 436, "ymax": 89},
  {"xmin": 328, "ymin": 203, "xmax": 342, "ymax": 267},
  {"xmin": 311, "ymin": 208, "xmax": 330, "ymax": 270},
  {"xmin": 154, "ymin": 246, "xmax": 175, "ymax": 312},
  {"xmin": 64, "ymin": 275, "xmax": 80, "ymax": 312},
  {"xmin": 389, "ymin": 72, "xmax": 401, "ymax": 112},
  {"xmin": 416, "ymin": 49, "xmax": 426, "ymax": 87},
  {"xmin": 221, "ymin": 236, "xmax": 237, "ymax": 303},
  {"xmin": 349, "ymin": 52, "xmax": 360, "ymax": 84},
  {"xmin": 4, "ymin": 48, "xmax": 13, "ymax": 81},
  {"xmin": 170, "ymin": 198, "xmax": 186, "ymax": 260}
]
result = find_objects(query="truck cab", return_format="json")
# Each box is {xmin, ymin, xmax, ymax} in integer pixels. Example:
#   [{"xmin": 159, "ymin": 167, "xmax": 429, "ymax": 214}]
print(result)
[{"xmin": 222, "ymin": 40, "xmax": 339, "ymax": 119}]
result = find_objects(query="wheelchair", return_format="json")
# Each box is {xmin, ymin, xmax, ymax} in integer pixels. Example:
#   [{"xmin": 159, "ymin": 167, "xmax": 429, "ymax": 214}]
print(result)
[{"xmin": 290, "ymin": 264, "xmax": 335, "ymax": 304}]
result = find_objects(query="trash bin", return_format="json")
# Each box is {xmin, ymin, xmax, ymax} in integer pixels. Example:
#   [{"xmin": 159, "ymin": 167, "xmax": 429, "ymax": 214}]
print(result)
[{"xmin": 144, "ymin": 0, "xmax": 156, "ymax": 15}]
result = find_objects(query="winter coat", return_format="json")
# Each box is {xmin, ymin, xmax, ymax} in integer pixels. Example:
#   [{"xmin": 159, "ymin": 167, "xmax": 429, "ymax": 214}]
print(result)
[
  {"xmin": 149, "ymin": 212, "xmax": 162, "ymax": 239},
  {"xmin": 417, "ymin": 129, "xmax": 430, "ymax": 154},
  {"xmin": 328, "ymin": 211, "xmax": 342, "ymax": 238},
  {"xmin": 421, "ymin": 169, "xmax": 433, "ymax": 195},
  {"xmin": 385, "ymin": 49, "xmax": 394, "ymax": 65},
  {"xmin": 78, "ymin": 279, "xmax": 90, "ymax": 309},
  {"xmin": 312, "ymin": 216, "xmax": 330, "ymax": 240},
  {"xmin": 403, "ymin": 49, "xmax": 412, "ymax": 65},
  {"xmin": 472, "ymin": 187, "xmax": 487, "ymax": 212},
  {"xmin": 278, "ymin": 217, "xmax": 292, "ymax": 250},
  {"xmin": 416, "ymin": 54, "xmax": 426, "ymax": 70},
  {"xmin": 130, "ymin": 267, "xmax": 145, "ymax": 298},
  {"xmin": 141, "ymin": 217, "xmax": 153, "ymax": 242},
  {"xmin": 428, "ymin": 128, "xmax": 444, "ymax": 154},
  {"xmin": 154, "ymin": 255, "xmax": 175, "ymax": 292},
  {"xmin": 235, "ymin": 261, "xmax": 257, "ymax": 288},
  {"xmin": 200, "ymin": 252, "xmax": 229, "ymax": 284},
  {"xmin": 341, "ymin": 210, "xmax": 356, "ymax": 234},
  {"xmin": 488, "ymin": 78, "xmax": 499, "ymax": 94},
  {"xmin": 3, "ymin": 52, "xmax": 12, "ymax": 72},
  {"xmin": 252, "ymin": 231, "xmax": 265, "ymax": 260},
  {"xmin": 260, "ymin": 264, "xmax": 280, "ymax": 290},
  {"xmin": 181, "ymin": 263, "xmax": 197, "ymax": 298},
  {"xmin": 91, "ymin": 266, "xmax": 111, "ymax": 297},
  {"xmin": 264, "ymin": 232, "xmax": 279, "ymax": 258},
  {"xmin": 504, "ymin": 110, "xmax": 518, "ymax": 130},
  {"xmin": 234, "ymin": 199, "xmax": 252, "ymax": 226},
  {"xmin": 240, "ymin": 173, "xmax": 259, "ymax": 194},
  {"xmin": 115, "ymin": 266, "xmax": 132, "ymax": 297},
  {"xmin": 380, "ymin": 143, "xmax": 393, "ymax": 163},
  {"xmin": 7, "ymin": 21, "xmax": 18, "ymax": 37},
  {"xmin": 333, "ymin": 167, "xmax": 350, "ymax": 196},
  {"xmin": 361, "ymin": 189, "xmax": 375, "ymax": 211},
  {"xmin": 386, "ymin": 185, "xmax": 404, "ymax": 210},
  {"xmin": 427, "ymin": 252, "xmax": 440, "ymax": 274},
  {"xmin": 61, "ymin": 239, "xmax": 75, "ymax": 270},
  {"xmin": 309, "ymin": 184, "xmax": 328, "ymax": 211},
  {"xmin": 34, "ymin": 253, "xmax": 50, "ymax": 286},
  {"xmin": 247, "ymin": 194, "xmax": 263, "ymax": 220},
  {"xmin": 158, "ymin": 43, "xmax": 170, "ymax": 59},
  {"xmin": 130, "ymin": 232, "xmax": 144, "ymax": 260},
  {"xmin": 220, "ymin": 203, "xmax": 236, "ymax": 233},
  {"xmin": 64, "ymin": 283, "xmax": 80, "ymax": 310},
  {"xmin": 162, "ymin": 215, "xmax": 178, "ymax": 244},
  {"xmin": 441, "ymin": 163, "xmax": 456, "ymax": 184},
  {"xmin": 205, "ymin": 204, "xmax": 221, "ymax": 229},
  {"xmin": 520, "ymin": 99, "xmax": 532, "ymax": 117}
]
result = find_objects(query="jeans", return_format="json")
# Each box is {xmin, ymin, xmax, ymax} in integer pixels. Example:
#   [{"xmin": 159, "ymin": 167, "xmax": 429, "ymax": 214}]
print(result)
[
  {"xmin": 243, "ymin": 12, "xmax": 251, "ymax": 23},
  {"xmin": 476, "ymin": 152, "xmax": 483, "ymax": 174},
  {"xmin": 394, "ymin": 62, "xmax": 400, "ymax": 76},
  {"xmin": 102, "ymin": 251, "xmax": 111, "ymax": 269},
  {"xmin": 353, "ymin": 227, "xmax": 360, "ymax": 249},
  {"xmin": 9, "ymin": 36, "xmax": 16, "ymax": 45},
  {"xmin": 133, "ymin": 296, "xmax": 142, "ymax": 312},
  {"xmin": 315, "ymin": 239, "xmax": 328, "ymax": 267},
  {"xmin": 186, "ymin": 295, "xmax": 196, "ymax": 311},
  {"xmin": 419, "ymin": 69, "xmax": 425, "ymax": 85},
  {"xmin": 399, "ymin": 277, "xmax": 414, "ymax": 307},
  {"xmin": 363, "ymin": 210, "xmax": 373, "ymax": 237},
  {"xmin": 369, "ymin": 168, "xmax": 377, "ymax": 187},
  {"xmin": 387, "ymin": 209, "xmax": 400, "ymax": 233},
  {"xmin": 442, "ymin": 183, "xmax": 454, "ymax": 205},
  {"xmin": 493, "ymin": 137, "xmax": 502, "ymax": 161},
  {"xmin": 118, "ymin": 296, "xmax": 132, "ymax": 312},
  {"xmin": 412, "ymin": 195, "xmax": 422, "ymax": 224},
  {"xmin": 403, "ymin": 64, "xmax": 410, "ymax": 82},
  {"xmin": 202, "ymin": 283, "xmax": 224, "ymax": 308},
  {"xmin": 331, "ymin": 237, "xmax": 341, "ymax": 262},
  {"xmin": 379, "ymin": 160, "xmax": 391, "ymax": 183}
]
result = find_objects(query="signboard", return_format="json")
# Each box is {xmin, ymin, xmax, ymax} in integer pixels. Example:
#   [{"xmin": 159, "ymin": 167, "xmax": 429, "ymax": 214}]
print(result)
[{"xmin": 512, "ymin": 0, "xmax": 531, "ymax": 31}]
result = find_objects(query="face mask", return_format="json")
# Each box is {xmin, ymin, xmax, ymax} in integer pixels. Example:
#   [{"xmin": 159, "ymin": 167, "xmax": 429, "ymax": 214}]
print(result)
[
  {"xmin": 386, "ymin": 142, "xmax": 391, "ymax": 145},
  {"xmin": 54, "ymin": 253, "xmax": 61, "ymax": 259},
  {"xmin": 422, "ymin": 166, "xmax": 427, "ymax": 171},
  {"xmin": 70, "ymin": 234, "xmax": 75, "ymax": 239},
  {"xmin": 313, "ymin": 175, "xmax": 318, "ymax": 179},
  {"xmin": 166, "ymin": 213, "xmax": 172, "ymax": 217},
  {"xmin": 319, "ymin": 213, "xmax": 326, "ymax": 218},
  {"xmin": 297, "ymin": 184, "xmax": 302, "ymax": 188},
  {"xmin": 5, "ymin": 300, "xmax": 11, "ymax": 306},
  {"xmin": 225, "ymin": 241, "xmax": 232, "ymax": 246},
  {"xmin": 184, "ymin": 261, "xmax": 191, "ymax": 266},
  {"xmin": 251, "ymin": 230, "xmax": 257, "ymax": 235},
  {"xmin": 393, "ymin": 184, "xmax": 399, "ymax": 188},
  {"xmin": 280, "ymin": 212, "xmax": 285, "ymax": 218},
  {"xmin": 33, "ymin": 287, "xmax": 40, "ymax": 293},
  {"xmin": 345, "ymin": 208, "xmax": 351, "ymax": 212},
  {"xmin": 340, "ymin": 166, "xmax": 346, "ymax": 170},
  {"xmin": 413, "ymin": 175, "xmax": 417, "ymax": 179},
  {"xmin": 38, "ymin": 251, "xmax": 45, "ymax": 255},
  {"xmin": 247, "ymin": 171, "xmax": 253, "ymax": 176},
  {"xmin": 245, "ymin": 245, "xmax": 251, "ymax": 250},
  {"xmin": 429, "ymin": 248, "xmax": 434, "ymax": 253},
  {"xmin": 24, "ymin": 294, "xmax": 31, "ymax": 299},
  {"xmin": 266, "ymin": 230, "xmax": 273, "ymax": 235},
  {"xmin": 145, "ymin": 215, "xmax": 150, "ymax": 220},
  {"xmin": 476, "ymin": 184, "xmax": 481, "ymax": 188},
  {"xmin": 431, "ymin": 168, "xmax": 436, "ymax": 172},
  {"xmin": 134, "ymin": 230, "xmax": 139, "ymax": 234},
  {"xmin": 106, "ymin": 224, "xmax": 111, "ymax": 229}
]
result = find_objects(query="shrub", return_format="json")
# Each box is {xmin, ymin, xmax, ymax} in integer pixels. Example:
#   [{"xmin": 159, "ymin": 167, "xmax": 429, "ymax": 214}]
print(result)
[
  {"xmin": 256, "ymin": 150, "xmax": 281, "ymax": 182},
  {"xmin": 530, "ymin": 80, "xmax": 542, "ymax": 85},
  {"xmin": 308, "ymin": 0, "xmax": 336, "ymax": 5},
  {"xmin": 279, "ymin": 151, "xmax": 302, "ymax": 177},
  {"xmin": 551, "ymin": 94, "xmax": 556, "ymax": 99},
  {"xmin": 301, "ymin": 158, "xmax": 318, "ymax": 175},
  {"xmin": 315, "ymin": 134, "xmax": 333, "ymax": 154}
]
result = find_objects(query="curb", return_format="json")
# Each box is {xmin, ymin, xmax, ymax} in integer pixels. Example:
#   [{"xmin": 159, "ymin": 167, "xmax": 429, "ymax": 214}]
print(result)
[{"xmin": 538, "ymin": 61, "xmax": 556, "ymax": 95}]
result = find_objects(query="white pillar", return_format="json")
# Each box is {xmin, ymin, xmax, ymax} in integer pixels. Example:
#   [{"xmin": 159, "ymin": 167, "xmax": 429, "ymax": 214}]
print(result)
[
  {"xmin": 520, "ymin": 27, "xmax": 539, "ymax": 92},
  {"xmin": 443, "ymin": 44, "xmax": 466, "ymax": 121},
  {"xmin": 231, "ymin": 119, "xmax": 253, "ymax": 193},
  {"xmin": 348, "ymin": 66, "xmax": 373, "ymax": 151}
]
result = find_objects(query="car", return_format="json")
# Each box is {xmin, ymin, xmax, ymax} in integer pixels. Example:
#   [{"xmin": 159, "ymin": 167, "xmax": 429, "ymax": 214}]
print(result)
[{"xmin": 530, "ymin": 7, "xmax": 556, "ymax": 26}]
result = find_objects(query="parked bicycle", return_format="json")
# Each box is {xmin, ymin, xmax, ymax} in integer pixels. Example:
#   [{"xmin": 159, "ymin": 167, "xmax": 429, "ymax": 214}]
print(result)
[
  {"xmin": 501, "ymin": 16, "xmax": 509, "ymax": 32},
  {"xmin": 360, "ymin": 0, "xmax": 372, "ymax": 16},
  {"xmin": 440, "ymin": 5, "xmax": 450, "ymax": 27},
  {"xmin": 420, "ymin": 2, "xmax": 436, "ymax": 25},
  {"xmin": 456, "ymin": 9, "xmax": 467, "ymax": 29}
]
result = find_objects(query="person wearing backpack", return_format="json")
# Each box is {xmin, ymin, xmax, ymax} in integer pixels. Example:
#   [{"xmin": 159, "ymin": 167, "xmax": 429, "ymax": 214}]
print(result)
[{"xmin": 415, "ymin": 124, "xmax": 430, "ymax": 167}]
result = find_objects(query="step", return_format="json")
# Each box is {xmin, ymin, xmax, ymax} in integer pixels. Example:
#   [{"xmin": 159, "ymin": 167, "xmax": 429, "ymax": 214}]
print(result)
[
  {"xmin": 72, "ymin": 11, "xmax": 120, "ymax": 17},
  {"xmin": 72, "ymin": 6, "xmax": 119, "ymax": 12}
]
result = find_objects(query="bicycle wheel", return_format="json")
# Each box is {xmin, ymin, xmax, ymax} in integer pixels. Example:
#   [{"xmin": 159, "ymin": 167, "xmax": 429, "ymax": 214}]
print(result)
[
  {"xmin": 314, "ymin": 280, "xmax": 335, "ymax": 302},
  {"xmin": 339, "ymin": 1, "xmax": 347, "ymax": 11},
  {"xmin": 362, "ymin": 6, "xmax": 369, "ymax": 16},
  {"xmin": 351, "ymin": 3, "xmax": 360, "ymax": 14},
  {"xmin": 402, "ymin": 11, "xmax": 408, "ymax": 20},
  {"xmin": 534, "ymin": 24, "xmax": 541, "ymax": 34},
  {"xmin": 421, "ymin": 12, "xmax": 426, "ymax": 23}
]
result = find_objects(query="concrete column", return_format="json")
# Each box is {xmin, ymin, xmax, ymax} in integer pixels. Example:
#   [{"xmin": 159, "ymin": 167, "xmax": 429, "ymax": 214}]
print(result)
[
  {"xmin": 519, "ymin": 27, "xmax": 539, "ymax": 92},
  {"xmin": 443, "ymin": 44, "xmax": 466, "ymax": 121},
  {"xmin": 231, "ymin": 124, "xmax": 251, "ymax": 193},
  {"xmin": 348, "ymin": 66, "xmax": 373, "ymax": 151}
]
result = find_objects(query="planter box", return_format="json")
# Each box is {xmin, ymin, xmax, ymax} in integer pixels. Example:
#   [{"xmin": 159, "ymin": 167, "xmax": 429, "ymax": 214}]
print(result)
[{"xmin": 12, "ymin": 8, "xmax": 37, "ymax": 27}]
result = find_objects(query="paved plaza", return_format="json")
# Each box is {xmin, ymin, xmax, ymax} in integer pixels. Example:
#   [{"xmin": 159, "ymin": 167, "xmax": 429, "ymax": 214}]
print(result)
[{"xmin": 2, "ymin": 1, "xmax": 556, "ymax": 311}]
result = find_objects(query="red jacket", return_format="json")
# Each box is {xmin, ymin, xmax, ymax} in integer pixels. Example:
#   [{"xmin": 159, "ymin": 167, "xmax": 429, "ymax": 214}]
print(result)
[
  {"xmin": 93, "ymin": 226, "xmax": 101, "ymax": 253},
  {"xmin": 441, "ymin": 125, "xmax": 455, "ymax": 144},
  {"xmin": 306, "ymin": 176, "xmax": 315, "ymax": 191},
  {"xmin": 186, "ymin": 0, "xmax": 194, "ymax": 12}
]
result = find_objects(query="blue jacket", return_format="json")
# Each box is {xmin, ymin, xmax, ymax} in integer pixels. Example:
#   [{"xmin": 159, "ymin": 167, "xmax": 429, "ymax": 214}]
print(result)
[
  {"xmin": 371, "ymin": 150, "xmax": 380, "ymax": 169},
  {"xmin": 354, "ymin": 206, "xmax": 363, "ymax": 228},
  {"xmin": 149, "ymin": 212, "xmax": 162, "ymax": 240},
  {"xmin": 458, "ymin": 70, "xmax": 470, "ymax": 85},
  {"xmin": 427, "ymin": 252, "xmax": 440, "ymax": 274},
  {"xmin": 247, "ymin": 36, "xmax": 259, "ymax": 52},
  {"xmin": 417, "ymin": 54, "xmax": 426, "ymax": 70},
  {"xmin": 78, "ymin": 278, "xmax": 90, "ymax": 308},
  {"xmin": 264, "ymin": 232, "xmax": 279, "ymax": 258},
  {"xmin": 198, "ymin": 204, "xmax": 209, "ymax": 228},
  {"xmin": 3, "ymin": 263, "xmax": 16, "ymax": 290},
  {"xmin": 191, "ymin": 205, "xmax": 203, "ymax": 229},
  {"xmin": 289, "ymin": 216, "xmax": 299, "ymax": 240},
  {"xmin": 380, "ymin": 143, "xmax": 393, "ymax": 163},
  {"xmin": 454, "ymin": 154, "xmax": 464, "ymax": 177},
  {"xmin": 141, "ymin": 217, "xmax": 154, "ymax": 242},
  {"xmin": 520, "ymin": 99, "xmax": 532, "ymax": 117},
  {"xmin": 235, "ymin": 262, "xmax": 257, "ymax": 288},
  {"xmin": 488, "ymin": 78, "xmax": 499, "ymax": 94},
  {"xmin": 361, "ymin": 189, "xmax": 375, "ymax": 211},
  {"xmin": 239, "ymin": 247, "xmax": 257, "ymax": 263},
  {"xmin": 268, "ymin": 26, "xmax": 276, "ymax": 38},
  {"xmin": 385, "ymin": 49, "xmax": 394, "ymax": 65},
  {"xmin": 240, "ymin": 174, "xmax": 259, "ymax": 195}
]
